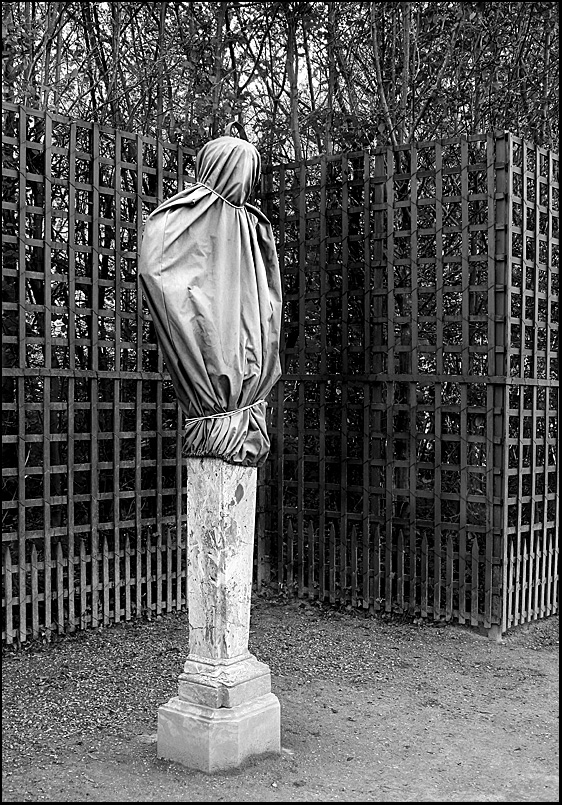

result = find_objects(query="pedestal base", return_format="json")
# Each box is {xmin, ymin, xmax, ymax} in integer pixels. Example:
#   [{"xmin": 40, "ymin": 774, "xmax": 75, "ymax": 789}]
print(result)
[{"xmin": 157, "ymin": 693, "xmax": 281, "ymax": 773}]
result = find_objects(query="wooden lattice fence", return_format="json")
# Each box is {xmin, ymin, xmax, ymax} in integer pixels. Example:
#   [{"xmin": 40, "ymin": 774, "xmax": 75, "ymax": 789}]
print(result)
[
  {"xmin": 258, "ymin": 134, "xmax": 559, "ymax": 632},
  {"xmin": 2, "ymin": 104, "xmax": 559, "ymax": 644},
  {"xmin": 2, "ymin": 104, "xmax": 195, "ymax": 643}
]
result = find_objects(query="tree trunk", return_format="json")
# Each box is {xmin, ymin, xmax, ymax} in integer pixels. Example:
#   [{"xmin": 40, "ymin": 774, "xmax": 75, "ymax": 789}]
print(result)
[
  {"xmin": 400, "ymin": 1, "xmax": 411, "ymax": 144},
  {"xmin": 286, "ymin": 8, "xmax": 302, "ymax": 162},
  {"xmin": 302, "ymin": 15, "xmax": 323, "ymax": 154},
  {"xmin": 2, "ymin": 3, "xmax": 17, "ymax": 104},
  {"xmin": 371, "ymin": 3, "xmax": 398, "ymax": 148},
  {"xmin": 325, "ymin": 1, "xmax": 336, "ymax": 155},
  {"xmin": 210, "ymin": 1, "xmax": 227, "ymax": 137},
  {"xmin": 156, "ymin": 1, "xmax": 168, "ymax": 137}
]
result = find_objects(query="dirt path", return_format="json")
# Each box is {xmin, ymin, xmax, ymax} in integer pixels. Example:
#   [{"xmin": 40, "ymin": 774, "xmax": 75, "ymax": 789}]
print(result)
[{"xmin": 2, "ymin": 599, "xmax": 558, "ymax": 802}]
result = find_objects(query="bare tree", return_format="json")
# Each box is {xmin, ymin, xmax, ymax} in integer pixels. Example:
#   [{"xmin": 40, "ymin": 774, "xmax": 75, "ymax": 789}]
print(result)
[{"xmin": 2, "ymin": 1, "xmax": 558, "ymax": 157}]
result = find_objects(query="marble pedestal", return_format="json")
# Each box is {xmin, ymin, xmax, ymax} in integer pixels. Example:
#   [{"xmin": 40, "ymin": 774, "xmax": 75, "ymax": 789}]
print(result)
[{"xmin": 157, "ymin": 457, "xmax": 281, "ymax": 773}]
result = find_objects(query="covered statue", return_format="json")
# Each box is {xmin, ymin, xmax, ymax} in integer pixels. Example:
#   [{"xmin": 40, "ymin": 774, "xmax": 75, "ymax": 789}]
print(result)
[{"xmin": 138, "ymin": 131, "xmax": 282, "ymax": 467}]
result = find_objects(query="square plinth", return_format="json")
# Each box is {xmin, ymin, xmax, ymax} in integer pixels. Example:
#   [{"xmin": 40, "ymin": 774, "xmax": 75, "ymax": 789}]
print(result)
[{"xmin": 157, "ymin": 693, "xmax": 281, "ymax": 773}]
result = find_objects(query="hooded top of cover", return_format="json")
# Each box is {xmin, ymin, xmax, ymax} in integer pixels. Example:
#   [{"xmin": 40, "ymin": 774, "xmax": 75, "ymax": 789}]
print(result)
[
  {"xmin": 138, "ymin": 135, "xmax": 282, "ymax": 467},
  {"xmin": 195, "ymin": 135, "xmax": 260, "ymax": 206}
]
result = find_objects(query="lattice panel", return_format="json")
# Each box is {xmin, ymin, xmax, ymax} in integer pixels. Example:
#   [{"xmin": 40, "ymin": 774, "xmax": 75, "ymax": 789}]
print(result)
[
  {"xmin": 504, "ymin": 138, "xmax": 559, "ymax": 626},
  {"xmin": 260, "ymin": 133, "xmax": 559, "ymax": 626},
  {"xmin": 2, "ymin": 105, "xmax": 196, "ymax": 564}
]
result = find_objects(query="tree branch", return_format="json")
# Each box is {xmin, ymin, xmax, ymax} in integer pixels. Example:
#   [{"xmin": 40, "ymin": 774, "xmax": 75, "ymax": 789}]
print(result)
[{"xmin": 370, "ymin": 3, "xmax": 398, "ymax": 148}]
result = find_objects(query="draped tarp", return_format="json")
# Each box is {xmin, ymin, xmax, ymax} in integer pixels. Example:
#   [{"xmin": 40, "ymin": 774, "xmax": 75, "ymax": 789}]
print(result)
[{"xmin": 138, "ymin": 135, "xmax": 282, "ymax": 467}]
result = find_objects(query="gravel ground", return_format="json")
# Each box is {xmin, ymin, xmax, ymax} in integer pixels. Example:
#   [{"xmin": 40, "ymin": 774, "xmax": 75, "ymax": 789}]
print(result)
[{"xmin": 2, "ymin": 596, "xmax": 559, "ymax": 802}]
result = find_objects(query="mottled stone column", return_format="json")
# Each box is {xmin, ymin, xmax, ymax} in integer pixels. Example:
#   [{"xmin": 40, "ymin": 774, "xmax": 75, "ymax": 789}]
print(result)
[{"xmin": 157, "ymin": 457, "xmax": 281, "ymax": 772}]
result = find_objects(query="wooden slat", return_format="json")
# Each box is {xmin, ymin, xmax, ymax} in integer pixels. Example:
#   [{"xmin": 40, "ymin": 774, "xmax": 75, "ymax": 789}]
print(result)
[
  {"xmin": 113, "ymin": 126, "xmax": 123, "ymax": 624},
  {"xmin": 420, "ymin": 533, "xmax": 428, "ymax": 618},
  {"xmin": 522, "ymin": 537, "xmax": 530, "ymax": 623},
  {"xmin": 408, "ymin": 525, "xmax": 417, "ymax": 616},
  {"xmin": 166, "ymin": 525, "xmax": 173, "ymax": 614},
  {"xmin": 471, "ymin": 538, "xmax": 479, "ymax": 627},
  {"xmin": 371, "ymin": 152, "xmax": 385, "ymax": 615},
  {"xmin": 56, "ymin": 540, "xmax": 64, "ymax": 633},
  {"xmin": 339, "ymin": 503, "xmax": 347, "ymax": 603},
  {"xmin": 544, "ymin": 531, "xmax": 553, "ymax": 616},
  {"xmin": 513, "ymin": 539, "xmax": 521, "ymax": 626},
  {"xmin": 286, "ymin": 519, "xmax": 294, "ymax": 592},
  {"xmin": 545, "ymin": 150, "xmax": 559, "ymax": 618},
  {"xmin": 532, "ymin": 533, "xmax": 541, "ymax": 621},
  {"xmin": 297, "ymin": 162, "xmax": 306, "ymax": 555},
  {"xmin": 525, "ymin": 529, "xmax": 535, "ymax": 622},
  {"xmin": 155, "ymin": 384, "xmax": 163, "ymax": 530},
  {"xmin": 373, "ymin": 522, "xmax": 381, "ymax": 609},
  {"xmin": 67, "ymin": 375, "xmax": 76, "ymax": 632},
  {"xmin": 385, "ymin": 146, "xmax": 395, "ymax": 617},
  {"xmin": 17, "ymin": 382, "xmax": 26, "ymax": 643},
  {"xmin": 362, "ymin": 519, "xmax": 370, "ymax": 610},
  {"xmin": 459, "ymin": 382, "xmax": 468, "ymax": 623},
  {"xmin": 445, "ymin": 533, "xmax": 454, "ymax": 621},
  {"xmin": 276, "ymin": 165, "xmax": 286, "ymax": 592},
  {"xmin": 276, "ymin": 379, "xmax": 285, "ymax": 592},
  {"xmin": 319, "ymin": 512, "xmax": 326, "ymax": 602},
  {"xmin": 102, "ymin": 535, "xmax": 110, "ymax": 625},
  {"xmin": 328, "ymin": 522, "xmax": 336, "ymax": 604},
  {"xmin": 43, "ymin": 376, "xmax": 52, "ymax": 640},
  {"xmin": 538, "ymin": 528, "xmax": 547, "ymax": 619},
  {"xmin": 90, "ymin": 118, "xmax": 100, "ymax": 631},
  {"xmin": 506, "ymin": 538, "xmax": 515, "ymax": 629},
  {"xmin": 307, "ymin": 521, "xmax": 315, "ymax": 601},
  {"xmin": 124, "ymin": 535, "xmax": 131, "ymax": 620},
  {"xmin": 155, "ymin": 531, "xmax": 162, "ymax": 617},
  {"xmin": 484, "ymin": 520, "xmax": 493, "ymax": 629},
  {"xmin": 362, "ymin": 152, "xmax": 372, "ymax": 612},
  {"xmin": 176, "ymin": 523, "xmax": 183, "ymax": 612},
  {"xmin": 396, "ymin": 529, "xmax": 404, "ymax": 612},
  {"xmin": 318, "ymin": 158, "xmax": 327, "ymax": 600},
  {"xmin": 485, "ymin": 115, "xmax": 503, "ymax": 628},
  {"xmin": 135, "ymin": 385, "xmax": 143, "ymax": 619},
  {"xmin": 408, "ymin": 151, "xmax": 418, "ymax": 633},
  {"xmin": 146, "ymin": 531, "xmax": 152, "ymax": 619},
  {"xmin": 16, "ymin": 113, "xmax": 26, "ymax": 645},
  {"xmin": 340, "ymin": 154, "xmax": 349, "ymax": 604},
  {"xmin": 297, "ymin": 514, "xmax": 305, "ymax": 597},
  {"xmin": 434, "ymin": 139, "xmax": 446, "ymax": 624},
  {"xmin": 491, "ymin": 133, "xmax": 509, "ymax": 635},
  {"xmin": 350, "ymin": 524, "xmax": 358, "ymax": 608},
  {"xmin": 384, "ymin": 521, "xmax": 392, "ymax": 613},
  {"xmin": 113, "ymin": 379, "xmax": 121, "ymax": 624},
  {"xmin": 458, "ymin": 528, "xmax": 467, "ymax": 624},
  {"xmin": 30, "ymin": 544, "xmax": 39, "ymax": 638},
  {"xmin": 175, "ymin": 403, "xmax": 183, "ymax": 587},
  {"xmin": 135, "ymin": 135, "xmax": 145, "ymax": 619},
  {"xmin": 79, "ymin": 539, "xmax": 87, "ymax": 630},
  {"xmin": 4, "ymin": 547, "xmax": 13, "ymax": 644}
]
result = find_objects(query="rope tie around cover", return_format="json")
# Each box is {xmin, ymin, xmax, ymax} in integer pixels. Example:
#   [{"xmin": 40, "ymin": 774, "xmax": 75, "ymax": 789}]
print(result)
[{"xmin": 185, "ymin": 399, "xmax": 266, "ymax": 425}]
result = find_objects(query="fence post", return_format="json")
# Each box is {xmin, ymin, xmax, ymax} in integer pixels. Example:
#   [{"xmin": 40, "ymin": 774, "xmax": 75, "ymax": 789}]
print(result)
[{"xmin": 489, "ymin": 131, "xmax": 511, "ymax": 639}]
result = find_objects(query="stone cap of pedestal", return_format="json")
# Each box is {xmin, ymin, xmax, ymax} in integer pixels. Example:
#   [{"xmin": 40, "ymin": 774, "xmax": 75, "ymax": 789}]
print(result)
[
  {"xmin": 178, "ymin": 653, "xmax": 272, "ymax": 708},
  {"xmin": 185, "ymin": 651, "xmax": 255, "ymax": 667}
]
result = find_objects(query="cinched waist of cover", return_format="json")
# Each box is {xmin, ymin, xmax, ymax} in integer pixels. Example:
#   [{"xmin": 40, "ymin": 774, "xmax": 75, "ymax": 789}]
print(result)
[{"xmin": 185, "ymin": 399, "xmax": 266, "ymax": 425}]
